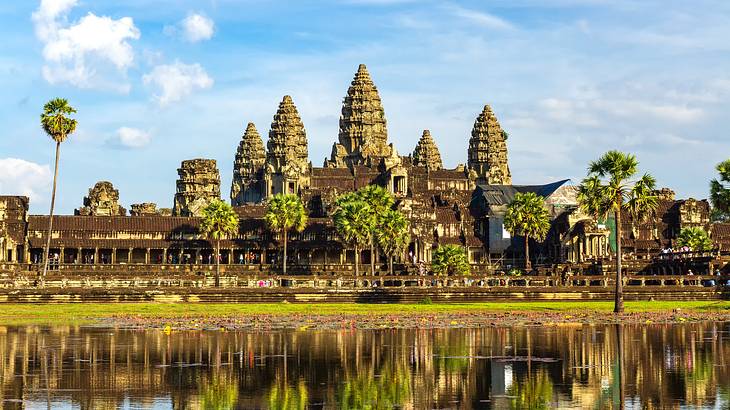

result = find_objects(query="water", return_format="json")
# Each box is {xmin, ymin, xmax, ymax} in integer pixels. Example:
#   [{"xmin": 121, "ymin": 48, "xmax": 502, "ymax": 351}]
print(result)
[{"xmin": 0, "ymin": 323, "xmax": 728, "ymax": 409}]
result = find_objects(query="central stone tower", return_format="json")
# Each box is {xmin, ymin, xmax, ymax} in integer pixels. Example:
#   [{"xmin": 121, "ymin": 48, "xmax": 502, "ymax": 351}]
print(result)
[
  {"xmin": 326, "ymin": 64, "xmax": 391, "ymax": 168},
  {"xmin": 231, "ymin": 122, "xmax": 266, "ymax": 205},
  {"xmin": 467, "ymin": 105, "xmax": 512, "ymax": 185}
]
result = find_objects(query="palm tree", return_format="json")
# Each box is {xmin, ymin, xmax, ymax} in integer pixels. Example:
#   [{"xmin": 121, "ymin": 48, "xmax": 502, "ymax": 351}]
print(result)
[
  {"xmin": 578, "ymin": 150, "xmax": 657, "ymax": 313},
  {"xmin": 333, "ymin": 199, "xmax": 374, "ymax": 276},
  {"xmin": 40, "ymin": 98, "xmax": 77, "ymax": 278},
  {"xmin": 200, "ymin": 200, "xmax": 240, "ymax": 287},
  {"xmin": 710, "ymin": 159, "xmax": 730, "ymax": 221},
  {"xmin": 376, "ymin": 209, "xmax": 410, "ymax": 275},
  {"xmin": 265, "ymin": 193, "xmax": 308, "ymax": 274},
  {"xmin": 431, "ymin": 244, "xmax": 470, "ymax": 276},
  {"xmin": 356, "ymin": 185, "xmax": 394, "ymax": 275},
  {"xmin": 675, "ymin": 227, "xmax": 713, "ymax": 251},
  {"xmin": 503, "ymin": 192, "xmax": 551, "ymax": 271}
]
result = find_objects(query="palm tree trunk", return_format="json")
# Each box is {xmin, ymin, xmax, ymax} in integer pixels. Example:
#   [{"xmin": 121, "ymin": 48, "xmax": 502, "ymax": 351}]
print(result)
[
  {"xmin": 354, "ymin": 245, "xmax": 359, "ymax": 276},
  {"xmin": 524, "ymin": 235, "xmax": 531, "ymax": 271},
  {"xmin": 389, "ymin": 255, "xmax": 393, "ymax": 275},
  {"xmin": 615, "ymin": 207, "xmax": 624, "ymax": 314},
  {"xmin": 370, "ymin": 240, "xmax": 375, "ymax": 276},
  {"xmin": 215, "ymin": 238, "xmax": 220, "ymax": 287},
  {"xmin": 283, "ymin": 229, "xmax": 287, "ymax": 275},
  {"xmin": 42, "ymin": 141, "xmax": 61, "ymax": 279}
]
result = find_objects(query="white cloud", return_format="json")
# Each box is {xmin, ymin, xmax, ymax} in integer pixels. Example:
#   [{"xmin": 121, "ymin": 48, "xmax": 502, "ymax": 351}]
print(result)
[
  {"xmin": 109, "ymin": 127, "xmax": 151, "ymax": 148},
  {"xmin": 32, "ymin": 0, "xmax": 140, "ymax": 91},
  {"xmin": 164, "ymin": 12, "xmax": 215, "ymax": 43},
  {"xmin": 446, "ymin": 5, "xmax": 514, "ymax": 31},
  {"xmin": 0, "ymin": 158, "xmax": 51, "ymax": 202},
  {"xmin": 182, "ymin": 13, "xmax": 214, "ymax": 42},
  {"xmin": 143, "ymin": 61, "xmax": 214, "ymax": 106}
]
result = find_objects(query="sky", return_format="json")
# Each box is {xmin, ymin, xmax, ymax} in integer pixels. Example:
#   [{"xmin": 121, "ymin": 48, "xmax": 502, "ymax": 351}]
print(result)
[{"xmin": 1, "ymin": 0, "xmax": 729, "ymax": 214}]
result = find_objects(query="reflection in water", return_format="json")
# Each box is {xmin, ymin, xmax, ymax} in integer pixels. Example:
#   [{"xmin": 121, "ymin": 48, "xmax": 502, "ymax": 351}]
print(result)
[{"xmin": 0, "ymin": 323, "xmax": 728, "ymax": 409}]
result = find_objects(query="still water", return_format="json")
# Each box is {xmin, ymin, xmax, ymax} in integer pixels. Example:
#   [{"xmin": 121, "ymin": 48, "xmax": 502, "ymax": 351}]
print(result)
[{"xmin": 0, "ymin": 323, "xmax": 728, "ymax": 409}]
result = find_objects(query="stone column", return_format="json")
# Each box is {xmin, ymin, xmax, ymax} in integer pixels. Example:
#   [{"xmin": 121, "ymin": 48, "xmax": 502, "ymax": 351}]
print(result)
[
  {"xmin": 145, "ymin": 248, "xmax": 150, "ymax": 264},
  {"xmin": 59, "ymin": 246, "xmax": 65, "ymax": 265},
  {"xmin": 128, "ymin": 248, "xmax": 133, "ymax": 263},
  {"xmin": 94, "ymin": 247, "xmax": 99, "ymax": 265},
  {"xmin": 162, "ymin": 248, "xmax": 167, "ymax": 264},
  {"xmin": 111, "ymin": 248, "xmax": 117, "ymax": 264},
  {"xmin": 194, "ymin": 249, "xmax": 200, "ymax": 265},
  {"xmin": 229, "ymin": 248, "xmax": 234, "ymax": 265}
]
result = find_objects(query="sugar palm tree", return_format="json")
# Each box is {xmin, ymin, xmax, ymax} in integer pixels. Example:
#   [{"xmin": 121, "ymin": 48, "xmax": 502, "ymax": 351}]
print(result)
[
  {"xmin": 710, "ymin": 159, "xmax": 730, "ymax": 221},
  {"xmin": 579, "ymin": 150, "xmax": 657, "ymax": 313},
  {"xmin": 200, "ymin": 200, "xmax": 240, "ymax": 287},
  {"xmin": 503, "ymin": 192, "xmax": 551, "ymax": 271},
  {"xmin": 431, "ymin": 244, "xmax": 470, "ymax": 276},
  {"xmin": 333, "ymin": 199, "xmax": 374, "ymax": 276},
  {"xmin": 675, "ymin": 227, "xmax": 713, "ymax": 251},
  {"xmin": 356, "ymin": 185, "xmax": 394, "ymax": 275},
  {"xmin": 265, "ymin": 193, "xmax": 308, "ymax": 274},
  {"xmin": 40, "ymin": 98, "xmax": 77, "ymax": 278},
  {"xmin": 376, "ymin": 209, "xmax": 410, "ymax": 275}
]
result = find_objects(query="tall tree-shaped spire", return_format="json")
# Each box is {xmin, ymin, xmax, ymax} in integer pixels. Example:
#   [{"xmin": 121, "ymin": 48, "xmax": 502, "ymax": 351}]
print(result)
[
  {"xmin": 412, "ymin": 129, "xmax": 443, "ymax": 170},
  {"xmin": 467, "ymin": 105, "xmax": 512, "ymax": 185},
  {"xmin": 337, "ymin": 64, "xmax": 389, "ymax": 164},
  {"xmin": 266, "ymin": 95, "xmax": 309, "ymax": 173},
  {"xmin": 231, "ymin": 122, "xmax": 266, "ymax": 205}
]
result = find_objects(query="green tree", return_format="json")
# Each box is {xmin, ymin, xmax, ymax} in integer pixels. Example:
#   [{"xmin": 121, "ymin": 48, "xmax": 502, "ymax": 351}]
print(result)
[
  {"xmin": 431, "ymin": 244, "xmax": 470, "ymax": 276},
  {"xmin": 265, "ymin": 194, "xmax": 308, "ymax": 274},
  {"xmin": 375, "ymin": 209, "xmax": 410, "ymax": 275},
  {"xmin": 578, "ymin": 151, "xmax": 657, "ymax": 313},
  {"xmin": 675, "ymin": 227, "xmax": 713, "ymax": 251},
  {"xmin": 503, "ymin": 192, "xmax": 551, "ymax": 271},
  {"xmin": 710, "ymin": 159, "xmax": 730, "ymax": 221},
  {"xmin": 333, "ymin": 199, "xmax": 374, "ymax": 276},
  {"xmin": 200, "ymin": 200, "xmax": 240, "ymax": 287},
  {"xmin": 40, "ymin": 98, "xmax": 77, "ymax": 278},
  {"xmin": 355, "ymin": 185, "xmax": 395, "ymax": 275}
]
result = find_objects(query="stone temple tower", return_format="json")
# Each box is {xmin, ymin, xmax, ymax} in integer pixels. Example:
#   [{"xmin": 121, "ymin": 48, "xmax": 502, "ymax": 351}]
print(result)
[
  {"xmin": 326, "ymin": 64, "xmax": 391, "ymax": 168},
  {"xmin": 467, "ymin": 105, "xmax": 512, "ymax": 185},
  {"xmin": 412, "ymin": 130, "xmax": 443, "ymax": 170},
  {"xmin": 75, "ymin": 181, "xmax": 126, "ymax": 216},
  {"xmin": 173, "ymin": 159, "xmax": 221, "ymax": 217},
  {"xmin": 263, "ymin": 95, "xmax": 310, "ymax": 197},
  {"xmin": 231, "ymin": 122, "xmax": 266, "ymax": 205}
]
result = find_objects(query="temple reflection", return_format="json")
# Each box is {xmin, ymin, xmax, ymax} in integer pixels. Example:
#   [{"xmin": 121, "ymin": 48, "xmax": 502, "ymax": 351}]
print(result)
[{"xmin": 0, "ymin": 323, "xmax": 727, "ymax": 409}]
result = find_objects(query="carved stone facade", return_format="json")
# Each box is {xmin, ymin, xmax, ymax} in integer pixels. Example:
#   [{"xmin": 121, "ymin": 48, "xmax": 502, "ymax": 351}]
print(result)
[
  {"xmin": 173, "ymin": 159, "xmax": 221, "ymax": 217},
  {"xmin": 326, "ymin": 64, "xmax": 391, "ymax": 168},
  {"xmin": 468, "ymin": 105, "xmax": 512, "ymax": 185},
  {"xmin": 412, "ymin": 130, "xmax": 443, "ymax": 170},
  {"xmin": 75, "ymin": 181, "xmax": 126, "ymax": 216},
  {"xmin": 231, "ymin": 122, "xmax": 266, "ymax": 205},
  {"xmin": 0, "ymin": 196, "xmax": 27, "ymax": 262},
  {"xmin": 263, "ymin": 96, "xmax": 311, "ymax": 197},
  {"xmin": 130, "ymin": 203, "xmax": 159, "ymax": 216}
]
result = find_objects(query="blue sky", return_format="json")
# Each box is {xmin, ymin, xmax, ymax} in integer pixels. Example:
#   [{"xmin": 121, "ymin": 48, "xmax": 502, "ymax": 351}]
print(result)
[{"xmin": 1, "ymin": 0, "xmax": 729, "ymax": 214}]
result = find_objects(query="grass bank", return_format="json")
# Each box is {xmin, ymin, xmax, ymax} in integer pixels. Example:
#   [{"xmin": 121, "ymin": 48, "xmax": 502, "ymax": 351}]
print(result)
[{"xmin": 1, "ymin": 300, "xmax": 728, "ymax": 326}]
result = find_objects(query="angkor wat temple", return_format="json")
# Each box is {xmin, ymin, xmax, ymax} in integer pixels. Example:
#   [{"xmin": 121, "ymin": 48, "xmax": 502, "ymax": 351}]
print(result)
[{"xmin": 1, "ymin": 65, "xmax": 729, "ymax": 276}]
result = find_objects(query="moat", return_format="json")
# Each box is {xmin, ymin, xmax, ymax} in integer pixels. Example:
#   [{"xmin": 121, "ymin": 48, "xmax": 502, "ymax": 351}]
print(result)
[{"xmin": 1, "ymin": 323, "xmax": 728, "ymax": 409}]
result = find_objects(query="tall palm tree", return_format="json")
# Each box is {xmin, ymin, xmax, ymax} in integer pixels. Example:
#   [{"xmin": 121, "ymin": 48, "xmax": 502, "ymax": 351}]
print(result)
[
  {"xmin": 579, "ymin": 150, "xmax": 657, "ymax": 313},
  {"xmin": 375, "ymin": 209, "xmax": 410, "ymax": 275},
  {"xmin": 200, "ymin": 200, "xmax": 240, "ymax": 287},
  {"xmin": 503, "ymin": 192, "xmax": 551, "ymax": 271},
  {"xmin": 356, "ymin": 185, "xmax": 394, "ymax": 275},
  {"xmin": 710, "ymin": 159, "xmax": 730, "ymax": 221},
  {"xmin": 265, "ymin": 193, "xmax": 308, "ymax": 274},
  {"xmin": 40, "ymin": 98, "xmax": 77, "ymax": 278},
  {"xmin": 333, "ymin": 199, "xmax": 374, "ymax": 276}
]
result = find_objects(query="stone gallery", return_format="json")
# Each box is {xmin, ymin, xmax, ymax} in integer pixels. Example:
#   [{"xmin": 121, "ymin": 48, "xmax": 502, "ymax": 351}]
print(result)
[{"xmin": 0, "ymin": 65, "xmax": 728, "ymax": 275}]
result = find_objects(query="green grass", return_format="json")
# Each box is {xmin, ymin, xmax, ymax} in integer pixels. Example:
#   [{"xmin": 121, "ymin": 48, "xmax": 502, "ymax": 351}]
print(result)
[{"xmin": 0, "ymin": 300, "xmax": 728, "ymax": 325}]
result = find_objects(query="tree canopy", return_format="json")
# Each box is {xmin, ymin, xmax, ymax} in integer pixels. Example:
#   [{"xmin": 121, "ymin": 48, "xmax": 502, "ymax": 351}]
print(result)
[
  {"xmin": 200, "ymin": 200, "xmax": 240, "ymax": 241},
  {"xmin": 710, "ymin": 159, "xmax": 730, "ymax": 221},
  {"xmin": 675, "ymin": 227, "xmax": 713, "ymax": 252},
  {"xmin": 41, "ymin": 98, "xmax": 77, "ymax": 143},
  {"xmin": 431, "ymin": 245, "xmax": 470, "ymax": 276}
]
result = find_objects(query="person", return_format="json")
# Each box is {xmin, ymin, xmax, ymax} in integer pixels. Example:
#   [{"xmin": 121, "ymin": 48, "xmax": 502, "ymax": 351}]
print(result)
[{"xmin": 687, "ymin": 269, "xmax": 693, "ymax": 276}]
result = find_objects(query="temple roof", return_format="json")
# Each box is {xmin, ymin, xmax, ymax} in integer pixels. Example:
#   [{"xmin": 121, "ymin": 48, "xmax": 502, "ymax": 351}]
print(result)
[
  {"xmin": 337, "ymin": 64, "xmax": 389, "ymax": 162},
  {"xmin": 468, "ymin": 105, "xmax": 511, "ymax": 185},
  {"xmin": 412, "ymin": 130, "xmax": 443, "ymax": 170},
  {"xmin": 474, "ymin": 180, "xmax": 570, "ymax": 206},
  {"xmin": 266, "ymin": 95, "xmax": 308, "ymax": 172}
]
